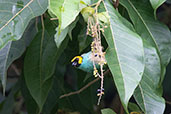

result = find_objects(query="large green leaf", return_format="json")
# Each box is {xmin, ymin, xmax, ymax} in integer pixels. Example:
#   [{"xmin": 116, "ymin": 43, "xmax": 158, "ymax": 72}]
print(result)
[
  {"xmin": 0, "ymin": 19, "xmax": 37, "ymax": 94},
  {"xmin": 134, "ymin": 42, "xmax": 165, "ymax": 114},
  {"xmin": 103, "ymin": 0, "xmax": 144, "ymax": 111},
  {"xmin": 120, "ymin": 0, "xmax": 171, "ymax": 81},
  {"xmin": 120, "ymin": 0, "xmax": 168, "ymax": 113},
  {"xmin": 21, "ymin": 75, "xmax": 38, "ymax": 114},
  {"xmin": 42, "ymin": 55, "xmax": 67, "ymax": 114},
  {"xmin": 48, "ymin": 0, "xmax": 90, "ymax": 30},
  {"xmin": 0, "ymin": 42, "xmax": 12, "ymax": 94},
  {"xmin": 101, "ymin": 108, "xmax": 116, "ymax": 114},
  {"xmin": 149, "ymin": 0, "xmax": 166, "ymax": 16},
  {"xmin": 0, "ymin": 0, "xmax": 48, "ymax": 49},
  {"xmin": 42, "ymin": 75, "xmax": 62, "ymax": 114},
  {"xmin": 24, "ymin": 29, "xmax": 69, "ymax": 112}
]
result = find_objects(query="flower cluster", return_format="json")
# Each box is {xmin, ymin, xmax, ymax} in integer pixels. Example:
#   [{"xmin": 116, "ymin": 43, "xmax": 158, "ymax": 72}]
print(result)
[{"xmin": 86, "ymin": 6, "xmax": 107, "ymax": 105}]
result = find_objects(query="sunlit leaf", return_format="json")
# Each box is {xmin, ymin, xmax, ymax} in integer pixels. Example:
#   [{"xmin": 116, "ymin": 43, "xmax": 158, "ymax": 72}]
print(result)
[
  {"xmin": 55, "ymin": 27, "xmax": 69, "ymax": 48},
  {"xmin": 55, "ymin": 17, "xmax": 79, "ymax": 48},
  {"xmin": 48, "ymin": 0, "xmax": 90, "ymax": 30},
  {"xmin": 103, "ymin": 0, "xmax": 144, "ymax": 111}
]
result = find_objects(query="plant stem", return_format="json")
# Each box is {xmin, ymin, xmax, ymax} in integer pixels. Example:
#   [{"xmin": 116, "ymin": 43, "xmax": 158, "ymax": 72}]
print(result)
[{"xmin": 59, "ymin": 70, "xmax": 110, "ymax": 99}]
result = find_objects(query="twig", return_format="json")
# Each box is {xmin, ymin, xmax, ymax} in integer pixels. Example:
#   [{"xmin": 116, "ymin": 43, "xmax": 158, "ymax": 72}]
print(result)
[
  {"xmin": 113, "ymin": 0, "xmax": 119, "ymax": 9},
  {"xmin": 166, "ymin": 100, "xmax": 171, "ymax": 105},
  {"xmin": 97, "ymin": 64, "xmax": 104, "ymax": 105},
  {"xmin": 11, "ymin": 64, "xmax": 20, "ymax": 76},
  {"xmin": 35, "ymin": 17, "xmax": 39, "ymax": 32},
  {"xmin": 60, "ymin": 77, "xmax": 99, "ymax": 99},
  {"xmin": 50, "ymin": 18, "xmax": 58, "ymax": 20},
  {"xmin": 59, "ymin": 69, "xmax": 110, "ymax": 99},
  {"xmin": 0, "ymin": 0, "xmax": 34, "ymax": 32},
  {"xmin": 94, "ymin": 0, "xmax": 103, "ymax": 13}
]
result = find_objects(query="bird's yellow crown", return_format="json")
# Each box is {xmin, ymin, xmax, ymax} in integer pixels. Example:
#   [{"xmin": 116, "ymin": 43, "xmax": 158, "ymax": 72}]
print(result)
[{"xmin": 71, "ymin": 56, "xmax": 83, "ymax": 64}]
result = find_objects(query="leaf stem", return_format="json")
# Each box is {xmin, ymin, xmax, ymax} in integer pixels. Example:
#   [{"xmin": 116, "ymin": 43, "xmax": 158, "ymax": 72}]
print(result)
[{"xmin": 97, "ymin": 64, "xmax": 104, "ymax": 105}]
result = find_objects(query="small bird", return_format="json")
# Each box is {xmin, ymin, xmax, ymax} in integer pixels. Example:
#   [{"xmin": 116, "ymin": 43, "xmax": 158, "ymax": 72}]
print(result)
[
  {"xmin": 71, "ymin": 51, "xmax": 99, "ymax": 72},
  {"xmin": 71, "ymin": 51, "xmax": 106, "ymax": 104}
]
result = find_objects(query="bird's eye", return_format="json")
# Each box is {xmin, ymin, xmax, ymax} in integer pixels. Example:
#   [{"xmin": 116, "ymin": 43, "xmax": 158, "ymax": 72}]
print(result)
[
  {"xmin": 71, "ymin": 61, "xmax": 81, "ymax": 67},
  {"xmin": 72, "ymin": 61, "xmax": 77, "ymax": 66}
]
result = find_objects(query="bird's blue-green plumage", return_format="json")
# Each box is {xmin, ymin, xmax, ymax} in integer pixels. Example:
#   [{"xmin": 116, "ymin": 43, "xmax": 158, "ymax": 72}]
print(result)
[{"xmin": 78, "ymin": 51, "xmax": 99, "ymax": 72}]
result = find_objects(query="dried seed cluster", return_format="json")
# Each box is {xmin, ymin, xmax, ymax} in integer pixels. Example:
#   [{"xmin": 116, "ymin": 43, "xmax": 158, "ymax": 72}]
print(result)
[{"xmin": 86, "ymin": 10, "xmax": 107, "ymax": 105}]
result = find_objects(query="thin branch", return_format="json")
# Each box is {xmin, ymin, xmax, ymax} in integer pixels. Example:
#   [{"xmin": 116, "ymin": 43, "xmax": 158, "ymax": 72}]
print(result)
[
  {"xmin": 60, "ymin": 77, "xmax": 99, "ymax": 99},
  {"xmin": 97, "ymin": 64, "xmax": 104, "ymax": 105},
  {"xmin": 166, "ymin": 100, "xmax": 171, "ymax": 105},
  {"xmin": 94, "ymin": 0, "xmax": 103, "ymax": 12},
  {"xmin": 113, "ymin": 0, "xmax": 119, "ymax": 9},
  {"xmin": 35, "ymin": 17, "xmax": 39, "ymax": 32},
  {"xmin": 0, "ymin": 0, "xmax": 34, "ymax": 32},
  {"xmin": 50, "ymin": 18, "xmax": 58, "ymax": 20},
  {"xmin": 11, "ymin": 64, "xmax": 20, "ymax": 76},
  {"xmin": 59, "ymin": 69, "xmax": 110, "ymax": 99}
]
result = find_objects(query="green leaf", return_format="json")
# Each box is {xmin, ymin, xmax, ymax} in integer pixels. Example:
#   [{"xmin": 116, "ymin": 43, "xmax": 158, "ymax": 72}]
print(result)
[
  {"xmin": 55, "ymin": 17, "xmax": 79, "ymax": 48},
  {"xmin": 24, "ymin": 29, "xmax": 69, "ymax": 112},
  {"xmin": 48, "ymin": 0, "xmax": 64, "ymax": 19},
  {"xmin": 68, "ymin": 16, "xmax": 79, "ymax": 40},
  {"xmin": 81, "ymin": 7, "xmax": 95, "ymax": 22},
  {"xmin": 120, "ymin": 0, "xmax": 171, "ymax": 81},
  {"xmin": 128, "ymin": 102, "xmax": 141, "ymax": 112},
  {"xmin": 42, "ymin": 56, "xmax": 67, "ymax": 114},
  {"xmin": 78, "ymin": 27, "xmax": 92, "ymax": 53},
  {"xmin": 55, "ymin": 27, "xmax": 69, "ymax": 48},
  {"xmin": 0, "ymin": 42, "xmax": 12, "ymax": 94},
  {"xmin": 21, "ymin": 74, "xmax": 38, "ymax": 114},
  {"xmin": 0, "ymin": 0, "xmax": 48, "ymax": 49},
  {"xmin": 48, "ymin": 0, "xmax": 90, "ymax": 30},
  {"xmin": 149, "ymin": 0, "xmax": 166, "ymax": 17},
  {"xmin": 103, "ymin": 0, "xmax": 144, "ymax": 111},
  {"xmin": 134, "ymin": 42, "xmax": 165, "ymax": 114},
  {"xmin": 42, "ymin": 76, "xmax": 61, "ymax": 114},
  {"xmin": 120, "ymin": 1, "xmax": 168, "ymax": 113},
  {"xmin": 0, "ymin": 80, "xmax": 20, "ymax": 114},
  {"xmin": 97, "ymin": 12, "xmax": 110, "ymax": 24},
  {"xmin": 0, "ymin": 19, "xmax": 38, "ymax": 94},
  {"xmin": 101, "ymin": 108, "xmax": 116, "ymax": 114}
]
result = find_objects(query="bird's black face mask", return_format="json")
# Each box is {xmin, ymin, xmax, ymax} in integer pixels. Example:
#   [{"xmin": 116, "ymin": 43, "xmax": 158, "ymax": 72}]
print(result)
[{"xmin": 71, "ymin": 56, "xmax": 83, "ymax": 67}]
